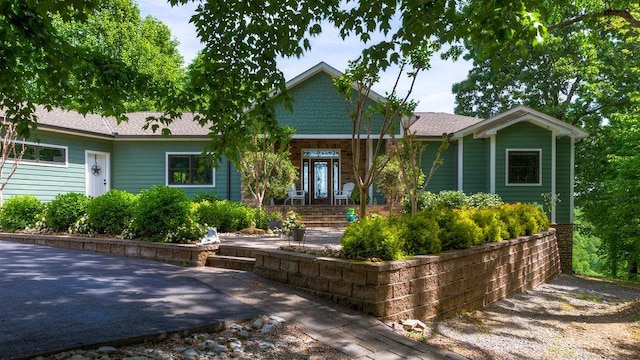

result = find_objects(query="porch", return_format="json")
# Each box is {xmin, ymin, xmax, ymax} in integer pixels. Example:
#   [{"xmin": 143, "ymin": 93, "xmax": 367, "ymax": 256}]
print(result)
[{"xmin": 265, "ymin": 204, "xmax": 392, "ymax": 228}]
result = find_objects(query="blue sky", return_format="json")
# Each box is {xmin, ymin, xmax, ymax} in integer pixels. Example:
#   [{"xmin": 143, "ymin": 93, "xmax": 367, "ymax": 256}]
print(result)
[{"xmin": 136, "ymin": 0, "xmax": 472, "ymax": 113}]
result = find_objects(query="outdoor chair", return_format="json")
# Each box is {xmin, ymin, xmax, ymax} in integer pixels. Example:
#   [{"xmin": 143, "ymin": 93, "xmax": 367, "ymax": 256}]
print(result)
[
  {"xmin": 334, "ymin": 182, "xmax": 355, "ymax": 205},
  {"xmin": 285, "ymin": 184, "xmax": 305, "ymax": 205}
]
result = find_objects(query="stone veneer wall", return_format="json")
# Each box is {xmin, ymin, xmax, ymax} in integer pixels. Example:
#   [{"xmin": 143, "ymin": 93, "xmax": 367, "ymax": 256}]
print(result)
[
  {"xmin": 254, "ymin": 229, "xmax": 560, "ymax": 321},
  {"xmin": 0, "ymin": 233, "xmax": 216, "ymax": 267},
  {"xmin": 552, "ymin": 223, "xmax": 574, "ymax": 274}
]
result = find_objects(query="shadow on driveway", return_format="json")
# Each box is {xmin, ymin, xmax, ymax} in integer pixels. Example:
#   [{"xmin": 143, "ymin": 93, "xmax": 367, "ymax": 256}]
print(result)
[{"xmin": 0, "ymin": 241, "xmax": 260, "ymax": 359}]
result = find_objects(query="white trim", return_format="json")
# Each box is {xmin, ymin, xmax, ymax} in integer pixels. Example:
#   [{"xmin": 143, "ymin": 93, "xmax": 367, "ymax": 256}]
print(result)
[
  {"xmin": 505, "ymin": 148, "xmax": 543, "ymax": 186},
  {"xmin": 165, "ymin": 152, "xmax": 216, "ymax": 188},
  {"xmin": 457, "ymin": 137, "xmax": 463, "ymax": 191},
  {"xmin": 13, "ymin": 140, "xmax": 68, "ymax": 168},
  {"xmin": 570, "ymin": 137, "xmax": 575, "ymax": 223},
  {"xmin": 367, "ymin": 138, "xmax": 374, "ymax": 205},
  {"xmin": 84, "ymin": 150, "xmax": 110, "ymax": 197},
  {"xmin": 551, "ymin": 133, "xmax": 557, "ymax": 223},
  {"xmin": 490, "ymin": 135, "xmax": 496, "ymax": 193}
]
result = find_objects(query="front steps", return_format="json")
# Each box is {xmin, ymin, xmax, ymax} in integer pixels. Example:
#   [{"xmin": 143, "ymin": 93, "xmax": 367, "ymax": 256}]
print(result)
[{"xmin": 207, "ymin": 245, "xmax": 257, "ymax": 271}]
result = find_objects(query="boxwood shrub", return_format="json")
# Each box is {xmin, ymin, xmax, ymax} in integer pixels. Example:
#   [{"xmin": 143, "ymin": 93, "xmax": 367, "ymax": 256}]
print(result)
[
  {"xmin": 0, "ymin": 195, "xmax": 44, "ymax": 232},
  {"xmin": 340, "ymin": 216, "xmax": 405, "ymax": 261},
  {"xmin": 131, "ymin": 185, "xmax": 191, "ymax": 241},
  {"xmin": 192, "ymin": 200, "xmax": 258, "ymax": 233},
  {"xmin": 86, "ymin": 189, "xmax": 136, "ymax": 235},
  {"xmin": 44, "ymin": 192, "xmax": 90, "ymax": 232}
]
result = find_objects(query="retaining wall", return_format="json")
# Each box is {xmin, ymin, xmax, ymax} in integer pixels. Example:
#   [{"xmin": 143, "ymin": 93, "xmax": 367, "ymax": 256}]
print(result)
[
  {"xmin": 0, "ymin": 233, "xmax": 216, "ymax": 267},
  {"xmin": 254, "ymin": 229, "xmax": 560, "ymax": 321}
]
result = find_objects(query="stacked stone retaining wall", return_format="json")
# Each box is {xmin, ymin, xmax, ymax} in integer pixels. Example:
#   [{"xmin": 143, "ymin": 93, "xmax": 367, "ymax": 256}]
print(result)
[
  {"xmin": 254, "ymin": 229, "xmax": 560, "ymax": 321},
  {"xmin": 0, "ymin": 233, "xmax": 216, "ymax": 267}
]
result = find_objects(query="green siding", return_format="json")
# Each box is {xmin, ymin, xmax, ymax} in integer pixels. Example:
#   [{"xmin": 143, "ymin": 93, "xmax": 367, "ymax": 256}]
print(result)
[
  {"xmin": 4, "ymin": 131, "xmax": 113, "ymax": 202},
  {"xmin": 422, "ymin": 140, "xmax": 457, "ymax": 192},
  {"xmin": 494, "ymin": 122, "xmax": 552, "ymax": 204},
  {"xmin": 555, "ymin": 137, "xmax": 572, "ymax": 223},
  {"xmin": 275, "ymin": 72, "xmax": 391, "ymax": 135},
  {"xmin": 462, "ymin": 136, "xmax": 488, "ymax": 193},
  {"xmin": 112, "ymin": 140, "xmax": 239, "ymax": 199}
]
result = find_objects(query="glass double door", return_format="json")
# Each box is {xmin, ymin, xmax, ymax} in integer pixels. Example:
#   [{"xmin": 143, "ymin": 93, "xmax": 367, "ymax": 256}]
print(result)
[{"xmin": 303, "ymin": 155, "xmax": 340, "ymax": 205}]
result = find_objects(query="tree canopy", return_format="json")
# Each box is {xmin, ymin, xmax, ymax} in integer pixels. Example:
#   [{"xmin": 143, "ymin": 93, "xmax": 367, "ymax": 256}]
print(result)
[
  {"xmin": 452, "ymin": 1, "xmax": 640, "ymax": 278},
  {"xmin": 0, "ymin": 0, "xmax": 184, "ymax": 138}
]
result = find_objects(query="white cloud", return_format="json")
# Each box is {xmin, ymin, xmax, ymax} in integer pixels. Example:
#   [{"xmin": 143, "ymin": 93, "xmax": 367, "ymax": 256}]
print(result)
[{"xmin": 136, "ymin": 1, "xmax": 472, "ymax": 113}]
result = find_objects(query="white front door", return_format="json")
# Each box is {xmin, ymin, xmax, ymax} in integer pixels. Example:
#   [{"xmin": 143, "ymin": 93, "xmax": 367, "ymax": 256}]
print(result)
[{"xmin": 86, "ymin": 151, "xmax": 110, "ymax": 197}]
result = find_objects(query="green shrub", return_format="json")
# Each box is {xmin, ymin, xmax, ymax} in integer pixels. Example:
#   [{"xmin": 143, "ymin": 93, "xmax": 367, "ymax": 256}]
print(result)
[
  {"xmin": 435, "ymin": 190, "xmax": 468, "ymax": 209},
  {"xmin": 398, "ymin": 213, "xmax": 441, "ymax": 255},
  {"xmin": 44, "ymin": 193, "xmax": 90, "ymax": 232},
  {"xmin": 467, "ymin": 192, "xmax": 504, "ymax": 209},
  {"xmin": 402, "ymin": 191, "xmax": 437, "ymax": 213},
  {"xmin": 133, "ymin": 185, "xmax": 191, "ymax": 239},
  {"xmin": 496, "ymin": 203, "xmax": 549, "ymax": 238},
  {"xmin": 469, "ymin": 208, "xmax": 507, "ymax": 243},
  {"xmin": 192, "ymin": 200, "xmax": 255, "ymax": 232},
  {"xmin": 253, "ymin": 207, "xmax": 268, "ymax": 230},
  {"xmin": 436, "ymin": 208, "xmax": 482, "ymax": 250},
  {"xmin": 340, "ymin": 216, "xmax": 405, "ymax": 260},
  {"xmin": 165, "ymin": 207, "xmax": 207, "ymax": 244},
  {"xmin": 191, "ymin": 192, "xmax": 221, "ymax": 203},
  {"xmin": 86, "ymin": 189, "xmax": 136, "ymax": 235},
  {"xmin": 0, "ymin": 195, "xmax": 44, "ymax": 232},
  {"xmin": 351, "ymin": 190, "xmax": 370, "ymax": 205}
]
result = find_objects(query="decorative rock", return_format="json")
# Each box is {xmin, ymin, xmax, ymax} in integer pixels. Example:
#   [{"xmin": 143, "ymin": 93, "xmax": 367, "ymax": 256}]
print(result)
[
  {"xmin": 270, "ymin": 315, "xmax": 286, "ymax": 323},
  {"xmin": 402, "ymin": 319, "xmax": 428, "ymax": 331},
  {"xmin": 258, "ymin": 340, "xmax": 275, "ymax": 348},
  {"xmin": 238, "ymin": 329, "xmax": 250, "ymax": 338},
  {"xmin": 69, "ymin": 355, "xmax": 91, "ymax": 360},
  {"xmin": 97, "ymin": 346, "xmax": 117, "ymax": 353}
]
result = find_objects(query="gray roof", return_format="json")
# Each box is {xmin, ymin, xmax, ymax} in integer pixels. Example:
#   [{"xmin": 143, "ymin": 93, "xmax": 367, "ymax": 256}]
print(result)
[
  {"xmin": 27, "ymin": 106, "xmax": 112, "ymax": 136},
  {"xmin": 411, "ymin": 112, "xmax": 483, "ymax": 137},
  {"xmin": 106, "ymin": 112, "xmax": 208, "ymax": 137}
]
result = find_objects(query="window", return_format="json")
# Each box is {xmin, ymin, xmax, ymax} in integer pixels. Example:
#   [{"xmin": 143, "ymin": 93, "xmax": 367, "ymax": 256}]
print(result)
[
  {"xmin": 167, "ymin": 154, "xmax": 214, "ymax": 186},
  {"xmin": 507, "ymin": 149, "xmax": 541, "ymax": 185},
  {"xmin": 10, "ymin": 142, "xmax": 67, "ymax": 166}
]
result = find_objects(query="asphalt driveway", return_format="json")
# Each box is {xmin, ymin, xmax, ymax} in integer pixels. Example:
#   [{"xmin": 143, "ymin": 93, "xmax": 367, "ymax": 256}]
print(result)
[{"xmin": 0, "ymin": 241, "xmax": 260, "ymax": 359}]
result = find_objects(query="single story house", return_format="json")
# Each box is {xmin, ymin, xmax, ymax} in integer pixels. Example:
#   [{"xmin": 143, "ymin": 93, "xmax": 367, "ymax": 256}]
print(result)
[{"xmin": 2, "ymin": 62, "xmax": 587, "ymax": 244}]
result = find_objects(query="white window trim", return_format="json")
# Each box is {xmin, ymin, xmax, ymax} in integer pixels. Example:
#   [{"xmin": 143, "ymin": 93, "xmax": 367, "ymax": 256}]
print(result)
[
  {"xmin": 165, "ymin": 152, "xmax": 215, "ymax": 187},
  {"xmin": 505, "ymin": 148, "xmax": 542, "ymax": 186},
  {"xmin": 12, "ymin": 140, "xmax": 68, "ymax": 168}
]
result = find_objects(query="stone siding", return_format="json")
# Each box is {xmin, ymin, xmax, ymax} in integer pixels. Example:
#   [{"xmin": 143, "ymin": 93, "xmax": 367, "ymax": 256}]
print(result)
[
  {"xmin": 553, "ymin": 223, "xmax": 574, "ymax": 274},
  {"xmin": 254, "ymin": 229, "xmax": 560, "ymax": 321},
  {"xmin": 0, "ymin": 233, "xmax": 216, "ymax": 267}
]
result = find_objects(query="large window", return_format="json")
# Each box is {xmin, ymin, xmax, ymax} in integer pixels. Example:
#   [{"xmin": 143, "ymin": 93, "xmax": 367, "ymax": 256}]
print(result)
[
  {"xmin": 506, "ymin": 149, "xmax": 541, "ymax": 185},
  {"xmin": 167, "ymin": 153, "xmax": 214, "ymax": 186},
  {"xmin": 10, "ymin": 142, "xmax": 67, "ymax": 166}
]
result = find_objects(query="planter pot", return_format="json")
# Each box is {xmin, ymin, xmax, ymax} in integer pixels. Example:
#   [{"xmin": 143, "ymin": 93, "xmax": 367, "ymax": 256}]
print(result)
[
  {"xmin": 292, "ymin": 228, "xmax": 306, "ymax": 242},
  {"xmin": 345, "ymin": 212, "xmax": 357, "ymax": 223}
]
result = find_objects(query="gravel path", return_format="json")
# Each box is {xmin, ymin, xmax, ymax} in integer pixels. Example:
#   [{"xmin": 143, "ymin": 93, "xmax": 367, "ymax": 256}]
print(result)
[{"xmin": 398, "ymin": 274, "xmax": 640, "ymax": 360}]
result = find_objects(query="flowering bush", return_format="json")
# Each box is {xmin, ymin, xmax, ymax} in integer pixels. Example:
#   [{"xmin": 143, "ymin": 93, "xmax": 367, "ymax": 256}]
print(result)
[{"xmin": 282, "ymin": 210, "xmax": 305, "ymax": 234}]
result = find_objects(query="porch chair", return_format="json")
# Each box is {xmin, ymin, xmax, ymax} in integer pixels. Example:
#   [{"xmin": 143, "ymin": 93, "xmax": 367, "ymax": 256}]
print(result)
[
  {"xmin": 334, "ymin": 182, "xmax": 355, "ymax": 205},
  {"xmin": 285, "ymin": 184, "xmax": 305, "ymax": 205}
]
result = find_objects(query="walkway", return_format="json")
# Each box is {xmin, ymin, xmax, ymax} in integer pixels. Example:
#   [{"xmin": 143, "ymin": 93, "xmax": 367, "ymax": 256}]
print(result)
[{"xmin": 1, "ymin": 229, "xmax": 465, "ymax": 360}]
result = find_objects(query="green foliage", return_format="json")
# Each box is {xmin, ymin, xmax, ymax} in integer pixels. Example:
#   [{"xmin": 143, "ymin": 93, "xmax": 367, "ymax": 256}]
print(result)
[
  {"xmin": 375, "ymin": 153, "xmax": 409, "ymax": 210},
  {"xmin": 0, "ymin": 195, "xmax": 44, "ymax": 232},
  {"xmin": 165, "ymin": 208, "xmax": 207, "ymax": 244},
  {"xmin": 340, "ymin": 216, "xmax": 405, "ymax": 261},
  {"xmin": 496, "ymin": 203, "xmax": 549, "ymax": 238},
  {"xmin": 132, "ymin": 185, "xmax": 190, "ymax": 239},
  {"xmin": 397, "ymin": 213, "xmax": 441, "ymax": 255},
  {"xmin": 191, "ymin": 192, "xmax": 221, "ymax": 203},
  {"xmin": 403, "ymin": 191, "xmax": 503, "ymax": 212},
  {"xmin": 469, "ymin": 208, "xmax": 507, "ymax": 243},
  {"xmin": 44, "ymin": 193, "xmax": 90, "ymax": 232},
  {"xmin": 86, "ymin": 189, "xmax": 136, "ymax": 235},
  {"xmin": 192, "ymin": 200, "xmax": 257, "ymax": 233},
  {"xmin": 351, "ymin": 190, "xmax": 370, "ymax": 205},
  {"xmin": 436, "ymin": 209, "xmax": 482, "ymax": 250}
]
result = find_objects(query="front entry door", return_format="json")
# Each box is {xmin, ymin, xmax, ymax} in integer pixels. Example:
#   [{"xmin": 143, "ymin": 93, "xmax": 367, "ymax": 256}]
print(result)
[
  {"xmin": 86, "ymin": 151, "xmax": 110, "ymax": 197},
  {"xmin": 311, "ymin": 159, "xmax": 332, "ymax": 205}
]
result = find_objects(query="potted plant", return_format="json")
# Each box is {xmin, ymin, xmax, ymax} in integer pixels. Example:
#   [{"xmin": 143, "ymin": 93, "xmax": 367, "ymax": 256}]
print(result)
[
  {"xmin": 267, "ymin": 211, "xmax": 283, "ymax": 230},
  {"xmin": 282, "ymin": 210, "xmax": 306, "ymax": 242}
]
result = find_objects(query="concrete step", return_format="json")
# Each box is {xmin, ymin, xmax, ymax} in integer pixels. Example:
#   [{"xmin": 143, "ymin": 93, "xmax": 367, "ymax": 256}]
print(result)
[
  {"xmin": 217, "ymin": 245, "xmax": 256, "ymax": 258},
  {"xmin": 207, "ymin": 255, "xmax": 256, "ymax": 271}
]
